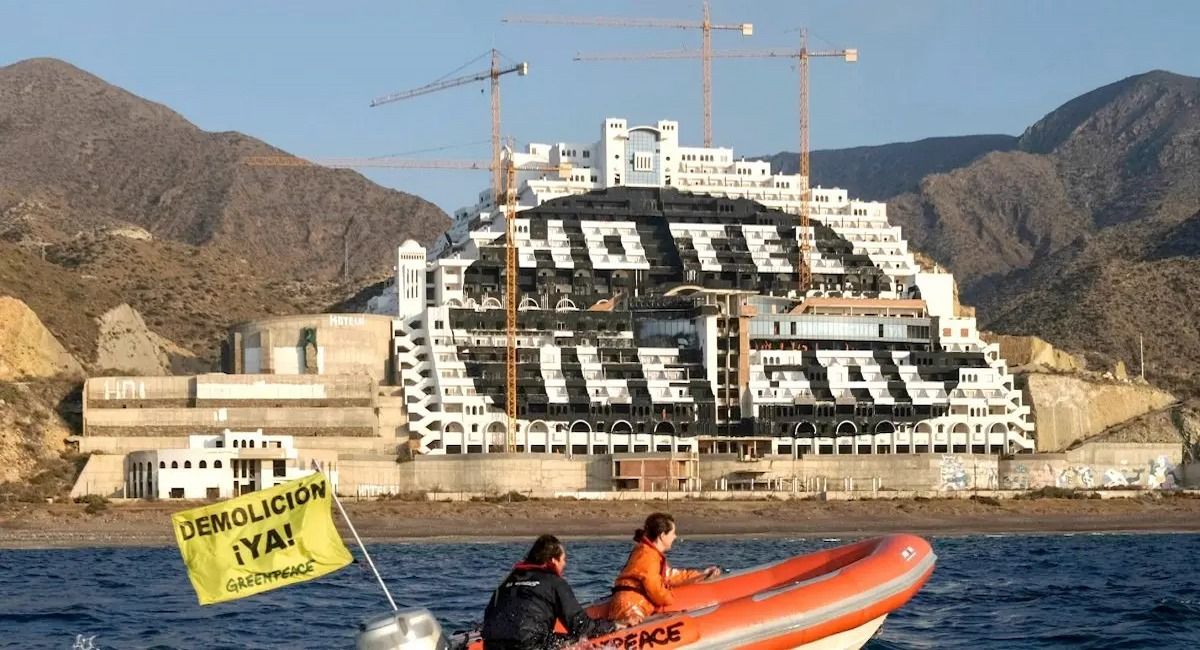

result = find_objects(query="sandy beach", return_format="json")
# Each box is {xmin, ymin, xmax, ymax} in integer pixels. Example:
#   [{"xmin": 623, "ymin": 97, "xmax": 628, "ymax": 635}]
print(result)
[{"xmin": 3, "ymin": 494, "xmax": 1200, "ymax": 548}]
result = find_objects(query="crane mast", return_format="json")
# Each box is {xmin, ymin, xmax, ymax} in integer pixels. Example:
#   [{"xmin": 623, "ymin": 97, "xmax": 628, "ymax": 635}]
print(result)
[
  {"xmin": 505, "ymin": 1, "xmax": 751, "ymax": 146},
  {"xmin": 504, "ymin": 158, "xmax": 519, "ymax": 452},
  {"xmin": 370, "ymin": 49, "xmax": 528, "ymax": 206}
]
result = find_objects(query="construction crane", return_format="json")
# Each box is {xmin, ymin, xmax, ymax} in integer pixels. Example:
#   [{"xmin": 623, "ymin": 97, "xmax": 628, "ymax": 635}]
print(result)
[
  {"xmin": 370, "ymin": 49, "xmax": 528, "ymax": 205},
  {"xmin": 243, "ymin": 152, "xmax": 565, "ymax": 453},
  {"xmin": 576, "ymin": 30, "xmax": 857, "ymax": 293},
  {"xmin": 504, "ymin": 1, "xmax": 751, "ymax": 147},
  {"xmin": 504, "ymin": 159, "xmax": 519, "ymax": 452}
]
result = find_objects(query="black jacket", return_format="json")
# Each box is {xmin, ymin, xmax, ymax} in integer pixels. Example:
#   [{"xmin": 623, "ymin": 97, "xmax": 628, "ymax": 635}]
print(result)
[{"xmin": 481, "ymin": 564, "xmax": 616, "ymax": 650}]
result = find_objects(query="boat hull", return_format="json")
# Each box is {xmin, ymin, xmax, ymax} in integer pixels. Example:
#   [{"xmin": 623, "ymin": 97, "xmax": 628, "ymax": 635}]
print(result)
[{"xmin": 459, "ymin": 533, "xmax": 933, "ymax": 650}]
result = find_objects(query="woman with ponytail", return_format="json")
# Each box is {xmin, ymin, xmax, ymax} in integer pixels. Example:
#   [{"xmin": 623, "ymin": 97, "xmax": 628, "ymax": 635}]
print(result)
[{"xmin": 608, "ymin": 513, "xmax": 720, "ymax": 626}]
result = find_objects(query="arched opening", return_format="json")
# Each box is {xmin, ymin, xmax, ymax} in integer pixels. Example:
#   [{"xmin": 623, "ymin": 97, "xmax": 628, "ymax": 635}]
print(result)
[
  {"xmin": 609, "ymin": 420, "xmax": 633, "ymax": 434},
  {"xmin": 569, "ymin": 420, "xmax": 592, "ymax": 433},
  {"xmin": 184, "ymin": 461, "xmax": 192, "ymax": 469},
  {"xmin": 159, "ymin": 461, "xmax": 166, "ymax": 469},
  {"xmin": 485, "ymin": 420, "xmax": 508, "ymax": 453},
  {"xmin": 555, "ymin": 297, "xmax": 578, "ymax": 312},
  {"xmin": 198, "ymin": 460, "xmax": 207, "ymax": 469},
  {"xmin": 836, "ymin": 420, "xmax": 858, "ymax": 435},
  {"xmin": 519, "ymin": 297, "xmax": 540, "ymax": 311},
  {"xmin": 214, "ymin": 460, "xmax": 223, "ymax": 469},
  {"xmin": 171, "ymin": 461, "xmax": 179, "ymax": 469},
  {"xmin": 653, "ymin": 421, "xmax": 676, "ymax": 435},
  {"xmin": 875, "ymin": 421, "xmax": 896, "ymax": 434},
  {"xmin": 524, "ymin": 420, "xmax": 550, "ymax": 453}
]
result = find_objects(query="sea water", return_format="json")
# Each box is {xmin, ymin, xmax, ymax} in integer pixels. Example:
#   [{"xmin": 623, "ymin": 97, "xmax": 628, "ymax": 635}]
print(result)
[{"xmin": 1, "ymin": 533, "xmax": 1198, "ymax": 649}]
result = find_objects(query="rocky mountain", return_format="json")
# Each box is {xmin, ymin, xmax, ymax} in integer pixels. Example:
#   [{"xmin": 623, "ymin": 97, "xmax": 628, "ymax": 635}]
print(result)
[
  {"xmin": 0, "ymin": 57, "xmax": 449, "ymax": 280},
  {"xmin": 762, "ymin": 134, "xmax": 1017, "ymax": 201},
  {"xmin": 0, "ymin": 57, "xmax": 453, "ymax": 367},
  {"xmin": 764, "ymin": 70, "xmax": 1200, "ymax": 393}
]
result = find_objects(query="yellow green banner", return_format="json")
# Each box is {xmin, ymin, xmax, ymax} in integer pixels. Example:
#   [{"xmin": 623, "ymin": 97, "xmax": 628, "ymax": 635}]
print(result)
[{"xmin": 172, "ymin": 472, "xmax": 352, "ymax": 605}]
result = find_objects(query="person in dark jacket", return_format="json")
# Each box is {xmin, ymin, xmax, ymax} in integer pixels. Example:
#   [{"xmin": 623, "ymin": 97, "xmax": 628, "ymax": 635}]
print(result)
[{"xmin": 481, "ymin": 534, "xmax": 617, "ymax": 650}]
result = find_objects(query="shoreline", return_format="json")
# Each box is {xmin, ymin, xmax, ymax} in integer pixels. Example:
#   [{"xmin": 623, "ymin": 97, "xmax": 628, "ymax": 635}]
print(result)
[{"xmin": 4, "ymin": 495, "xmax": 1200, "ymax": 549}]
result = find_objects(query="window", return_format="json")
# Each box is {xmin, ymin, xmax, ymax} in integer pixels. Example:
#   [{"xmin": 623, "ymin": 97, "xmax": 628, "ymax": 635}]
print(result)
[
  {"xmin": 171, "ymin": 461, "xmax": 179, "ymax": 469},
  {"xmin": 198, "ymin": 460, "xmax": 207, "ymax": 469},
  {"xmin": 214, "ymin": 460, "xmax": 223, "ymax": 469},
  {"xmin": 184, "ymin": 461, "xmax": 192, "ymax": 469},
  {"xmin": 634, "ymin": 153, "xmax": 652, "ymax": 171},
  {"xmin": 273, "ymin": 460, "xmax": 286, "ymax": 476},
  {"xmin": 159, "ymin": 461, "xmax": 166, "ymax": 469}
]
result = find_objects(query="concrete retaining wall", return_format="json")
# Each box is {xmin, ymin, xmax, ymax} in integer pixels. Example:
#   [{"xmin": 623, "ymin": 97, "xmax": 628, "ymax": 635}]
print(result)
[
  {"xmin": 338, "ymin": 444, "xmax": 1183, "ymax": 496},
  {"xmin": 998, "ymin": 443, "xmax": 1182, "ymax": 490},
  {"xmin": 76, "ymin": 442, "xmax": 1187, "ymax": 498},
  {"xmin": 339, "ymin": 455, "xmax": 614, "ymax": 497},
  {"xmin": 70, "ymin": 454, "xmax": 126, "ymax": 499}
]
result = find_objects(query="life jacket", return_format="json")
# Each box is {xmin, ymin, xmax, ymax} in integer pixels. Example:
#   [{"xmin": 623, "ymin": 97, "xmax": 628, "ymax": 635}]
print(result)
[{"xmin": 608, "ymin": 539, "xmax": 703, "ymax": 626}]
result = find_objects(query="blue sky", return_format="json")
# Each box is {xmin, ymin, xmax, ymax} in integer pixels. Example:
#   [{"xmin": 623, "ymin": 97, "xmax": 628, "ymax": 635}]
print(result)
[{"xmin": 2, "ymin": 1, "xmax": 1196, "ymax": 213}]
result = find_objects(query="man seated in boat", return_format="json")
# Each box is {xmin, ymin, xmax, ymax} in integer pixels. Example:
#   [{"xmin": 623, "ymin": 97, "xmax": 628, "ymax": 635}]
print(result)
[
  {"xmin": 481, "ymin": 534, "xmax": 618, "ymax": 649},
  {"xmin": 609, "ymin": 513, "xmax": 721, "ymax": 627}
]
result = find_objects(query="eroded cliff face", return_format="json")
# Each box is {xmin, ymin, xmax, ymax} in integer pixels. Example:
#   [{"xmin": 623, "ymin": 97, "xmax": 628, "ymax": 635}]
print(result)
[
  {"xmin": 0, "ymin": 296, "xmax": 83, "ymax": 381},
  {"xmin": 0, "ymin": 379, "xmax": 77, "ymax": 485},
  {"xmin": 1025, "ymin": 373, "xmax": 1176, "ymax": 452},
  {"xmin": 985, "ymin": 333, "xmax": 1083, "ymax": 373},
  {"xmin": 0, "ymin": 297, "xmax": 79, "ymax": 484}
]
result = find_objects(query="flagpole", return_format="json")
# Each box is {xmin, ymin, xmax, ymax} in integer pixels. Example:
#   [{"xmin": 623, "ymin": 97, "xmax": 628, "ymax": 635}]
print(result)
[{"xmin": 313, "ymin": 460, "xmax": 398, "ymax": 611}]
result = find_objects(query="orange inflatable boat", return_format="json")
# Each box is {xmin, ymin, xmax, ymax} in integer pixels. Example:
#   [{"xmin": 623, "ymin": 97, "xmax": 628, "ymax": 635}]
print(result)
[{"xmin": 453, "ymin": 533, "xmax": 936, "ymax": 650}]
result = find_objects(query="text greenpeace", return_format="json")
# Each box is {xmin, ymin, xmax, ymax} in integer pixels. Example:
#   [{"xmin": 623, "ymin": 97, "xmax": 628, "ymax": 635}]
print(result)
[
  {"xmin": 172, "ymin": 473, "xmax": 352, "ymax": 605},
  {"xmin": 601, "ymin": 621, "xmax": 694, "ymax": 649},
  {"xmin": 226, "ymin": 560, "xmax": 316, "ymax": 594}
]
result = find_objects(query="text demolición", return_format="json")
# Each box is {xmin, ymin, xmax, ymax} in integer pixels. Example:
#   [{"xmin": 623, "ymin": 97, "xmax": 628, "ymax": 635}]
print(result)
[{"xmin": 176, "ymin": 480, "xmax": 327, "ymax": 540}]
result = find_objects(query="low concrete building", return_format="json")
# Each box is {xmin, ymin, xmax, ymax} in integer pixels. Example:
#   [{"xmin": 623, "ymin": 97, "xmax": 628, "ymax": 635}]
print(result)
[
  {"xmin": 224, "ymin": 313, "xmax": 396, "ymax": 384},
  {"xmin": 124, "ymin": 429, "xmax": 338, "ymax": 500}
]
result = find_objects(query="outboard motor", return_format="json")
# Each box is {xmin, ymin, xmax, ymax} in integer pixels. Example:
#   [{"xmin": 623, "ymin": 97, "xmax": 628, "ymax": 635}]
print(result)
[{"xmin": 356, "ymin": 608, "xmax": 448, "ymax": 650}]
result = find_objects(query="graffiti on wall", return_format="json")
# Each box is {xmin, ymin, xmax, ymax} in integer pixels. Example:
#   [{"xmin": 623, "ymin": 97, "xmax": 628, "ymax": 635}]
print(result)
[
  {"xmin": 1001, "ymin": 455, "xmax": 1180, "ymax": 490},
  {"xmin": 1147, "ymin": 456, "xmax": 1179, "ymax": 489},
  {"xmin": 1001, "ymin": 463, "xmax": 1029, "ymax": 490},
  {"xmin": 940, "ymin": 455, "xmax": 968, "ymax": 490}
]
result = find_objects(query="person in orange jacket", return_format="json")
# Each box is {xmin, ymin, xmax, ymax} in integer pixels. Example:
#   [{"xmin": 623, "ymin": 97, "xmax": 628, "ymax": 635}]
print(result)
[{"xmin": 608, "ymin": 512, "xmax": 720, "ymax": 626}]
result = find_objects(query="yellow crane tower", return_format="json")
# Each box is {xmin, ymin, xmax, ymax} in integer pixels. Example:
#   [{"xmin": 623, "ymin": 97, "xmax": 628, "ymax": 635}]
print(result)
[
  {"xmin": 370, "ymin": 49, "xmax": 528, "ymax": 205},
  {"xmin": 243, "ymin": 154, "xmax": 569, "ymax": 452},
  {"xmin": 504, "ymin": 1, "xmax": 752, "ymax": 147},
  {"xmin": 576, "ymin": 30, "xmax": 857, "ymax": 293}
]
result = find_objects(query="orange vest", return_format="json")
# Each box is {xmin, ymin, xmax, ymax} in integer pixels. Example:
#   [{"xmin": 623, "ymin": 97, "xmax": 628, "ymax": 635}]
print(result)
[{"xmin": 608, "ymin": 540, "xmax": 704, "ymax": 625}]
